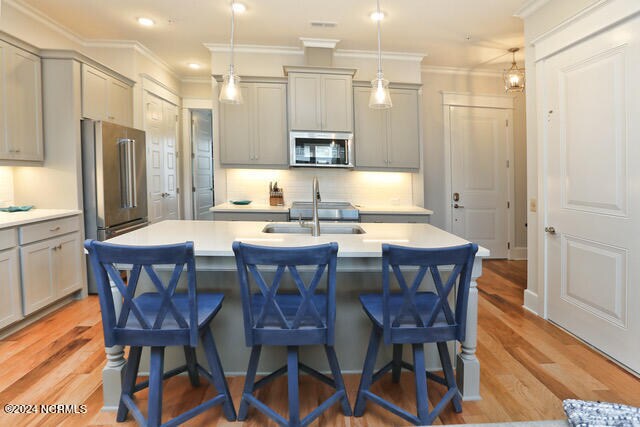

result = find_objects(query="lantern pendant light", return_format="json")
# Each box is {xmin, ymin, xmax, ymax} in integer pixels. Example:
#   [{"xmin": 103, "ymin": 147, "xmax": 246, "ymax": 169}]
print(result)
[
  {"xmin": 369, "ymin": 0, "xmax": 392, "ymax": 109},
  {"xmin": 503, "ymin": 47, "xmax": 525, "ymax": 93},
  {"xmin": 219, "ymin": 1, "xmax": 243, "ymax": 104}
]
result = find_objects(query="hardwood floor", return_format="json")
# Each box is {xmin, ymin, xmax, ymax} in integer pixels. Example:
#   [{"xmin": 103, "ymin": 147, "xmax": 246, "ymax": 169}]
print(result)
[{"xmin": 1, "ymin": 260, "xmax": 638, "ymax": 426}]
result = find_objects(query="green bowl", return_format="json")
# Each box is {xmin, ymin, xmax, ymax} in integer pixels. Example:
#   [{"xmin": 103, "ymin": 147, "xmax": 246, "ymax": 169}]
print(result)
[{"xmin": 230, "ymin": 200, "xmax": 252, "ymax": 205}]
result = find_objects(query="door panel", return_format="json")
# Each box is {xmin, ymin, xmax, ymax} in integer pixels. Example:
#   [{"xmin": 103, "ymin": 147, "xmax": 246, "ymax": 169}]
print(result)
[
  {"xmin": 54, "ymin": 233, "xmax": 83, "ymax": 297},
  {"xmin": 450, "ymin": 106, "xmax": 509, "ymax": 258},
  {"xmin": 82, "ymin": 65, "xmax": 109, "ymax": 120},
  {"xmin": 387, "ymin": 89, "xmax": 420, "ymax": 169},
  {"xmin": 108, "ymin": 79, "xmax": 133, "ymax": 127},
  {"xmin": 145, "ymin": 93, "xmax": 165, "ymax": 223},
  {"xmin": 254, "ymin": 83, "xmax": 287, "ymax": 165},
  {"xmin": 0, "ymin": 248, "xmax": 22, "ymax": 329},
  {"xmin": 192, "ymin": 110, "xmax": 214, "ymax": 220},
  {"xmin": 289, "ymin": 74, "xmax": 321, "ymax": 131},
  {"xmin": 354, "ymin": 87, "xmax": 387, "ymax": 168},
  {"xmin": 163, "ymin": 102, "xmax": 179, "ymax": 220},
  {"xmin": 21, "ymin": 240, "xmax": 55, "ymax": 315},
  {"xmin": 219, "ymin": 84, "xmax": 252, "ymax": 164},
  {"xmin": 0, "ymin": 42, "xmax": 7, "ymax": 157},
  {"xmin": 545, "ymin": 16, "xmax": 640, "ymax": 374},
  {"xmin": 322, "ymin": 75, "xmax": 353, "ymax": 132}
]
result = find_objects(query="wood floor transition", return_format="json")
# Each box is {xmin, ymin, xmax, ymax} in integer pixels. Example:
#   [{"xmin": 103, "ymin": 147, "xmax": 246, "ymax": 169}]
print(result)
[{"xmin": 0, "ymin": 259, "xmax": 638, "ymax": 426}]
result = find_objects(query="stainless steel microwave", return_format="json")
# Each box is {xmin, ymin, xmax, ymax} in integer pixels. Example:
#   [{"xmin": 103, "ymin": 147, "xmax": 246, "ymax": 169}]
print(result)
[{"xmin": 289, "ymin": 131, "xmax": 354, "ymax": 168}]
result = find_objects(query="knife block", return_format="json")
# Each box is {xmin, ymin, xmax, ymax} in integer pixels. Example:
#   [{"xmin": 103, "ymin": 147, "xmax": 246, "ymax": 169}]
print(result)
[{"xmin": 269, "ymin": 191, "xmax": 284, "ymax": 206}]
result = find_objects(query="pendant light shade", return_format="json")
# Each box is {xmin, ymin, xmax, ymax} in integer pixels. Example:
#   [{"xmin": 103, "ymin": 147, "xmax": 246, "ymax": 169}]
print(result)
[
  {"xmin": 504, "ymin": 48, "xmax": 525, "ymax": 93},
  {"xmin": 369, "ymin": 0, "xmax": 392, "ymax": 109},
  {"xmin": 219, "ymin": 2, "xmax": 243, "ymax": 104}
]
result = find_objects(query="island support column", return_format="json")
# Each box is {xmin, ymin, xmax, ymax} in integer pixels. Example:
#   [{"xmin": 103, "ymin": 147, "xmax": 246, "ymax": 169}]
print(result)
[
  {"xmin": 102, "ymin": 277, "xmax": 126, "ymax": 410},
  {"xmin": 456, "ymin": 257, "xmax": 482, "ymax": 400}
]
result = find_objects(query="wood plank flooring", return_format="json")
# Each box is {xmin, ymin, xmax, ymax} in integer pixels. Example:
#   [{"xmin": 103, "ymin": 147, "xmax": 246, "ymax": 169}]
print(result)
[{"xmin": 0, "ymin": 260, "xmax": 638, "ymax": 426}]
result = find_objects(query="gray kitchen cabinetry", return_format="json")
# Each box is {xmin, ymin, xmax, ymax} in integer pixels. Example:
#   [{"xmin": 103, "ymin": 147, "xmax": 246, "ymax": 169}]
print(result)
[
  {"xmin": 286, "ymin": 67, "xmax": 355, "ymax": 132},
  {"xmin": 19, "ymin": 216, "xmax": 84, "ymax": 316},
  {"xmin": 212, "ymin": 212, "xmax": 289, "ymax": 222},
  {"xmin": 0, "ymin": 229, "xmax": 22, "ymax": 329},
  {"xmin": 354, "ymin": 84, "xmax": 421, "ymax": 170},
  {"xmin": 219, "ymin": 81, "xmax": 287, "ymax": 167},
  {"xmin": 360, "ymin": 213, "xmax": 430, "ymax": 224},
  {"xmin": 82, "ymin": 64, "xmax": 133, "ymax": 127},
  {"xmin": 0, "ymin": 37, "xmax": 44, "ymax": 163}
]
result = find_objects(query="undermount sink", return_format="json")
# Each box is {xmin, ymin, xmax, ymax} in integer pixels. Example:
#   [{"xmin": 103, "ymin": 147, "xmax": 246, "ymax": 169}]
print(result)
[{"xmin": 262, "ymin": 223, "xmax": 366, "ymax": 235}]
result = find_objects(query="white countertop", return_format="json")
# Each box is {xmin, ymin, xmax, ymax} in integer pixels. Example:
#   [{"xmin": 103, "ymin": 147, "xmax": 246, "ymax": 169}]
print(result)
[
  {"xmin": 210, "ymin": 202, "xmax": 433, "ymax": 216},
  {"xmin": 0, "ymin": 209, "xmax": 82, "ymax": 229},
  {"xmin": 106, "ymin": 220, "xmax": 489, "ymax": 258},
  {"xmin": 210, "ymin": 202, "xmax": 289, "ymax": 213}
]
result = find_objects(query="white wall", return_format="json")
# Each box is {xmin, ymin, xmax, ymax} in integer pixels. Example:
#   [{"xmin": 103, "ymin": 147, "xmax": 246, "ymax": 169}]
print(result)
[{"xmin": 421, "ymin": 70, "xmax": 527, "ymax": 250}]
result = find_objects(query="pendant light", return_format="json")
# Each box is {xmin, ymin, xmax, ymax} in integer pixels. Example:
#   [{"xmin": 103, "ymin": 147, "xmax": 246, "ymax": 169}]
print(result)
[
  {"xmin": 219, "ymin": 1, "xmax": 243, "ymax": 104},
  {"xmin": 369, "ymin": 0, "xmax": 392, "ymax": 109},
  {"xmin": 503, "ymin": 48, "xmax": 525, "ymax": 93}
]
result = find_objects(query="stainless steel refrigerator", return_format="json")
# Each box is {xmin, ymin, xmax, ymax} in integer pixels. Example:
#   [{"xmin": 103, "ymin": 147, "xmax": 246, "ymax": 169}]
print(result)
[{"xmin": 82, "ymin": 120, "xmax": 148, "ymax": 292}]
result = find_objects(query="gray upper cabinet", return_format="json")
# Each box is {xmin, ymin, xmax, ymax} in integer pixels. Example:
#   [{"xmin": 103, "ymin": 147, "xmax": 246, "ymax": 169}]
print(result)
[
  {"xmin": 219, "ymin": 81, "xmax": 287, "ymax": 167},
  {"xmin": 287, "ymin": 70, "xmax": 354, "ymax": 132},
  {"xmin": 0, "ymin": 39, "xmax": 44, "ymax": 162},
  {"xmin": 82, "ymin": 64, "xmax": 133, "ymax": 127},
  {"xmin": 354, "ymin": 85, "xmax": 421, "ymax": 170}
]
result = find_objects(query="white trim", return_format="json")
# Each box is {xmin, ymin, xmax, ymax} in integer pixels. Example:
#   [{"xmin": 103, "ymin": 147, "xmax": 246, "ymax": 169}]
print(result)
[
  {"xmin": 531, "ymin": 0, "xmax": 640, "ymax": 61},
  {"xmin": 182, "ymin": 99, "xmax": 213, "ymax": 109},
  {"xmin": 85, "ymin": 39, "xmax": 178, "ymax": 79},
  {"xmin": 334, "ymin": 49, "xmax": 425, "ymax": 62},
  {"xmin": 181, "ymin": 77, "xmax": 212, "ymax": 84},
  {"xmin": 140, "ymin": 74, "xmax": 180, "ymax": 106},
  {"xmin": 513, "ymin": 0, "xmax": 553, "ymax": 18},
  {"xmin": 536, "ymin": 59, "xmax": 549, "ymax": 319},
  {"xmin": 421, "ymin": 65, "xmax": 502, "ymax": 77},
  {"xmin": 510, "ymin": 246, "xmax": 528, "ymax": 260},
  {"xmin": 4, "ymin": 0, "xmax": 85, "ymax": 46},
  {"xmin": 299, "ymin": 38, "xmax": 340, "ymax": 49},
  {"xmin": 441, "ymin": 92, "xmax": 514, "ymax": 109},
  {"xmin": 523, "ymin": 290, "xmax": 539, "ymax": 315},
  {"xmin": 204, "ymin": 43, "xmax": 304, "ymax": 56}
]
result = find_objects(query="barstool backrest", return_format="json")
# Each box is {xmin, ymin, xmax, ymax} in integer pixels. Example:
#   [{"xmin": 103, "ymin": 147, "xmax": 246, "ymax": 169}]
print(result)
[
  {"xmin": 382, "ymin": 243, "xmax": 478, "ymax": 344},
  {"xmin": 232, "ymin": 241, "xmax": 339, "ymax": 346},
  {"xmin": 84, "ymin": 240, "xmax": 199, "ymax": 347}
]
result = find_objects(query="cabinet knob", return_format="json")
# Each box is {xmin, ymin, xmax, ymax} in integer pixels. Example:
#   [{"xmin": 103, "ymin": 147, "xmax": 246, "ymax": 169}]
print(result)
[{"xmin": 49, "ymin": 226, "xmax": 61, "ymax": 232}]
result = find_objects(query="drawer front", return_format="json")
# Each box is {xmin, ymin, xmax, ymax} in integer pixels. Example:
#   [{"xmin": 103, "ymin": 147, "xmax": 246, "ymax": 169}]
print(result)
[
  {"xmin": 0, "ymin": 228, "xmax": 18, "ymax": 251},
  {"xmin": 19, "ymin": 215, "xmax": 81, "ymax": 245},
  {"xmin": 360, "ymin": 214, "xmax": 430, "ymax": 224},
  {"xmin": 213, "ymin": 212, "xmax": 289, "ymax": 222}
]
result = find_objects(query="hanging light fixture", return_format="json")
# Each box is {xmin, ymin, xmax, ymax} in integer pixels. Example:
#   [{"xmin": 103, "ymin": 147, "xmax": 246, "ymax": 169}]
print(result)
[
  {"xmin": 503, "ymin": 48, "xmax": 525, "ymax": 93},
  {"xmin": 369, "ymin": 0, "xmax": 392, "ymax": 109},
  {"xmin": 219, "ymin": 1, "xmax": 243, "ymax": 104}
]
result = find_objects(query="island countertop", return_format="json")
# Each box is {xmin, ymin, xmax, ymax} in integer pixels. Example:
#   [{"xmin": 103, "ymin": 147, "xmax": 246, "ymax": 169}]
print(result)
[{"xmin": 106, "ymin": 220, "xmax": 489, "ymax": 257}]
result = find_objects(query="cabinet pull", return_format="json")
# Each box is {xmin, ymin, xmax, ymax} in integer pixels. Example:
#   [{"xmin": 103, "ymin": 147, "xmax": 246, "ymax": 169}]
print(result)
[{"xmin": 49, "ymin": 226, "xmax": 61, "ymax": 232}]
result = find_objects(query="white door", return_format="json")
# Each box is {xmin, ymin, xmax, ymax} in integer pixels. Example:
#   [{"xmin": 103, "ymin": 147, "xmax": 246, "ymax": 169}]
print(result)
[
  {"xmin": 450, "ymin": 106, "xmax": 510, "ymax": 258},
  {"xmin": 163, "ymin": 102, "xmax": 179, "ymax": 220},
  {"xmin": 191, "ymin": 109, "xmax": 214, "ymax": 220},
  {"xmin": 544, "ymin": 16, "xmax": 640, "ymax": 374}
]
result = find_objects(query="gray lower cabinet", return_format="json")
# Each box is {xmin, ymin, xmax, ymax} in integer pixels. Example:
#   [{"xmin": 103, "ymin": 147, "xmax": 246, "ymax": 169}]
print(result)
[
  {"xmin": 360, "ymin": 213, "xmax": 430, "ymax": 224},
  {"xmin": 354, "ymin": 86, "xmax": 421, "ymax": 170},
  {"xmin": 0, "ymin": 246, "xmax": 22, "ymax": 329},
  {"xmin": 219, "ymin": 81, "xmax": 287, "ymax": 167},
  {"xmin": 212, "ymin": 212, "xmax": 289, "ymax": 222}
]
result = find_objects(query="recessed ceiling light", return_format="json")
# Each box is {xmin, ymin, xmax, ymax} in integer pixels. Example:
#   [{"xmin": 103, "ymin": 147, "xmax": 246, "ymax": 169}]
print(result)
[
  {"xmin": 188, "ymin": 63, "xmax": 201, "ymax": 70},
  {"xmin": 137, "ymin": 17, "xmax": 155, "ymax": 27},
  {"xmin": 370, "ymin": 11, "xmax": 385, "ymax": 21},
  {"xmin": 232, "ymin": 2, "xmax": 246, "ymax": 13}
]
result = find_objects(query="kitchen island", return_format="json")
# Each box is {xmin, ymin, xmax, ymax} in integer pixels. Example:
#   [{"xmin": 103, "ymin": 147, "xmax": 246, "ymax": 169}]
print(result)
[{"xmin": 100, "ymin": 220, "xmax": 488, "ymax": 409}]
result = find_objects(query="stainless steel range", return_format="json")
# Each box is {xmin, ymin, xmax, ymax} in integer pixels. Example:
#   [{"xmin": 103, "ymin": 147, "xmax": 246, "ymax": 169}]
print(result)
[{"xmin": 290, "ymin": 201, "xmax": 359, "ymax": 222}]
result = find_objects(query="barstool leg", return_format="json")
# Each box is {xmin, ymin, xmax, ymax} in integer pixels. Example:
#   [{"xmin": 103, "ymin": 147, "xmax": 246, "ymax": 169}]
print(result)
[
  {"xmin": 147, "ymin": 346, "xmax": 165, "ymax": 427},
  {"xmin": 412, "ymin": 343, "xmax": 430, "ymax": 424},
  {"xmin": 354, "ymin": 326, "xmax": 381, "ymax": 416},
  {"xmin": 287, "ymin": 346, "xmax": 301, "ymax": 427},
  {"xmin": 238, "ymin": 345, "xmax": 262, "ymax": 421},
  {"xmin": 437, "ymin": 341, "xmax": 462, "ymax": 412},
  {"xmin": 392, "ymin": 344, "xmax": 403, "ymax": 383},
  {"xmin": 183, "ymin": 346, "xmax": 200, "ymax": 387},
  {"xmin": 202, "ymin": 327, "xmax": 237, "ymax": 421},
  {"xmin": 325, "ymin": 345, "xmax": 352, "ymax": 415},
  {"xmin": 116, "ymin": 346, "xmax": 142, "ymax": 422}
]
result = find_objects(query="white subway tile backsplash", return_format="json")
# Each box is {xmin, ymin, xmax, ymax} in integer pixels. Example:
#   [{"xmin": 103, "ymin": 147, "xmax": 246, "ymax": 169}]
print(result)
[
  {"xmin": 225, "ymin": 169, "xmax": 414, "ymax": 206},
  {"xmin": 0, "ymin": 167, "xmax": 14, "ymax": 207}
]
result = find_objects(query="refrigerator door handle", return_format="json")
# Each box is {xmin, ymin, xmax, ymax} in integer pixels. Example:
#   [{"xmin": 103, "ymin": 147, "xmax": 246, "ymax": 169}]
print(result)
[
  {"xmin": 119, "ymin": 138, "xmax": 130, "ymax": 208},
  {"xmin": 129, "ymin": 139, "xmax": 137, "ymax": 208}
]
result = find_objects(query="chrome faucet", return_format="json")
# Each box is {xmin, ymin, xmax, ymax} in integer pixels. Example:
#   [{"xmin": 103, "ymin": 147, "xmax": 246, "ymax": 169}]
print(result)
[{"xmin": 300, "ymin": 176, "xmax": 321, "ymax": 236}]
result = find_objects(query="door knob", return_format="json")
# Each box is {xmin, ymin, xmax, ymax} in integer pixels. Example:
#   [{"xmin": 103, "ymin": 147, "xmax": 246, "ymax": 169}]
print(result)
[
  {"xmin": 545, "ymin": 226, "xmax": 556, "ymax": 234},
  {"xmin": 453, "ymin": 204, "xmax": 464, "ymax": 209},
  {"xmin": 453, "ymin": 192, "xmax": 460, "ymax": 202}
]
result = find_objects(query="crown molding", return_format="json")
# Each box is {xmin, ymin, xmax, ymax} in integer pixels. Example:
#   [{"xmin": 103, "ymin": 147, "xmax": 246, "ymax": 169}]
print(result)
[
  {"xmin": 514, "ymin": 0, "xmax": 553, "ymax": 18},
  {"xmin": 334, "ymin": 49, "xmax": 425, "ymax": 62},
  {"xmin": 4, "ymin": 0, "xmax": 85, "ymax": 46},
  {"xmin": 180, "ymin": 77, "xmax": 212, "ymax": 84},
  {"xmin": 204, "ymin": 43, "xmax": 304, "ymax": 55},
  {"xmin": 299, "ymin": 38, "xmax": 340, "ymax": 49},
  {"xmin": 421, "ymin": 65, "xmax": 503, "ymax": 77},
  {"xmin": 84, "ymin": 39, "xmax": 178, "ymax": 79}
]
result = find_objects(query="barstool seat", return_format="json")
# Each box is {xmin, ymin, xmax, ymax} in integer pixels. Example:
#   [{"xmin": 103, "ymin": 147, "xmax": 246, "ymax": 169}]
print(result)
[
  {"xmin": 359, "ymin": 291, "xmax": 447, "ymax": 328},
  {"xmin": 125, "ymin": 292, "xmax": 223, "ymax": 330}
]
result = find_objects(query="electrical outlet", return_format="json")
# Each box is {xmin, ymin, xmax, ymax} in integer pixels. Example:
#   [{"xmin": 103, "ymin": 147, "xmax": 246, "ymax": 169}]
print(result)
[{"xmin": 529, "ymin": 198, "xmax": 537, "ymax": 213}]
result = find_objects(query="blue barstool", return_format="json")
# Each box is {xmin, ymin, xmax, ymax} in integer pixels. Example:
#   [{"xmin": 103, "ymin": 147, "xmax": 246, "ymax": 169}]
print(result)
[
  {"xmin": 232, "ymin": 241, "xmax": 351, "ymax": 427},
  {"xmin": 85, "ymin": 240, "xmax": 236, "ymax": 427},
  {"xmin": 354, "ymin": 243, "xmax": 478, "ymax": 425}
]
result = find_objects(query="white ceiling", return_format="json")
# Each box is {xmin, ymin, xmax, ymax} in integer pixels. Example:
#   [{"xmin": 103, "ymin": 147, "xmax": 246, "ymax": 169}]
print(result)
[{"xmin": 21, "ymin": 0, "xmax": 525, "ymax": 78}]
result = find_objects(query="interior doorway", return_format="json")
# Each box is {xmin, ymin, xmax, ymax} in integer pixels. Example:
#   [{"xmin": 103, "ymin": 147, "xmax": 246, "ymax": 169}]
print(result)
[{"xmin": 190, "ymin": 109, "xmax": 214, "ymax": 220}]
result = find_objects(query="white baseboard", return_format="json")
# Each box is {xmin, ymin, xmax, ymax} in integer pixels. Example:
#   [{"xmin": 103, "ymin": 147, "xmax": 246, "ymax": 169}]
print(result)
[
  {"xmin": 510, "ymin": 246, "xmax": 528, "ymax": 260},
  {"xmin": 523, "ymin": 289, "xmax": 539, "ymax": 315}
]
